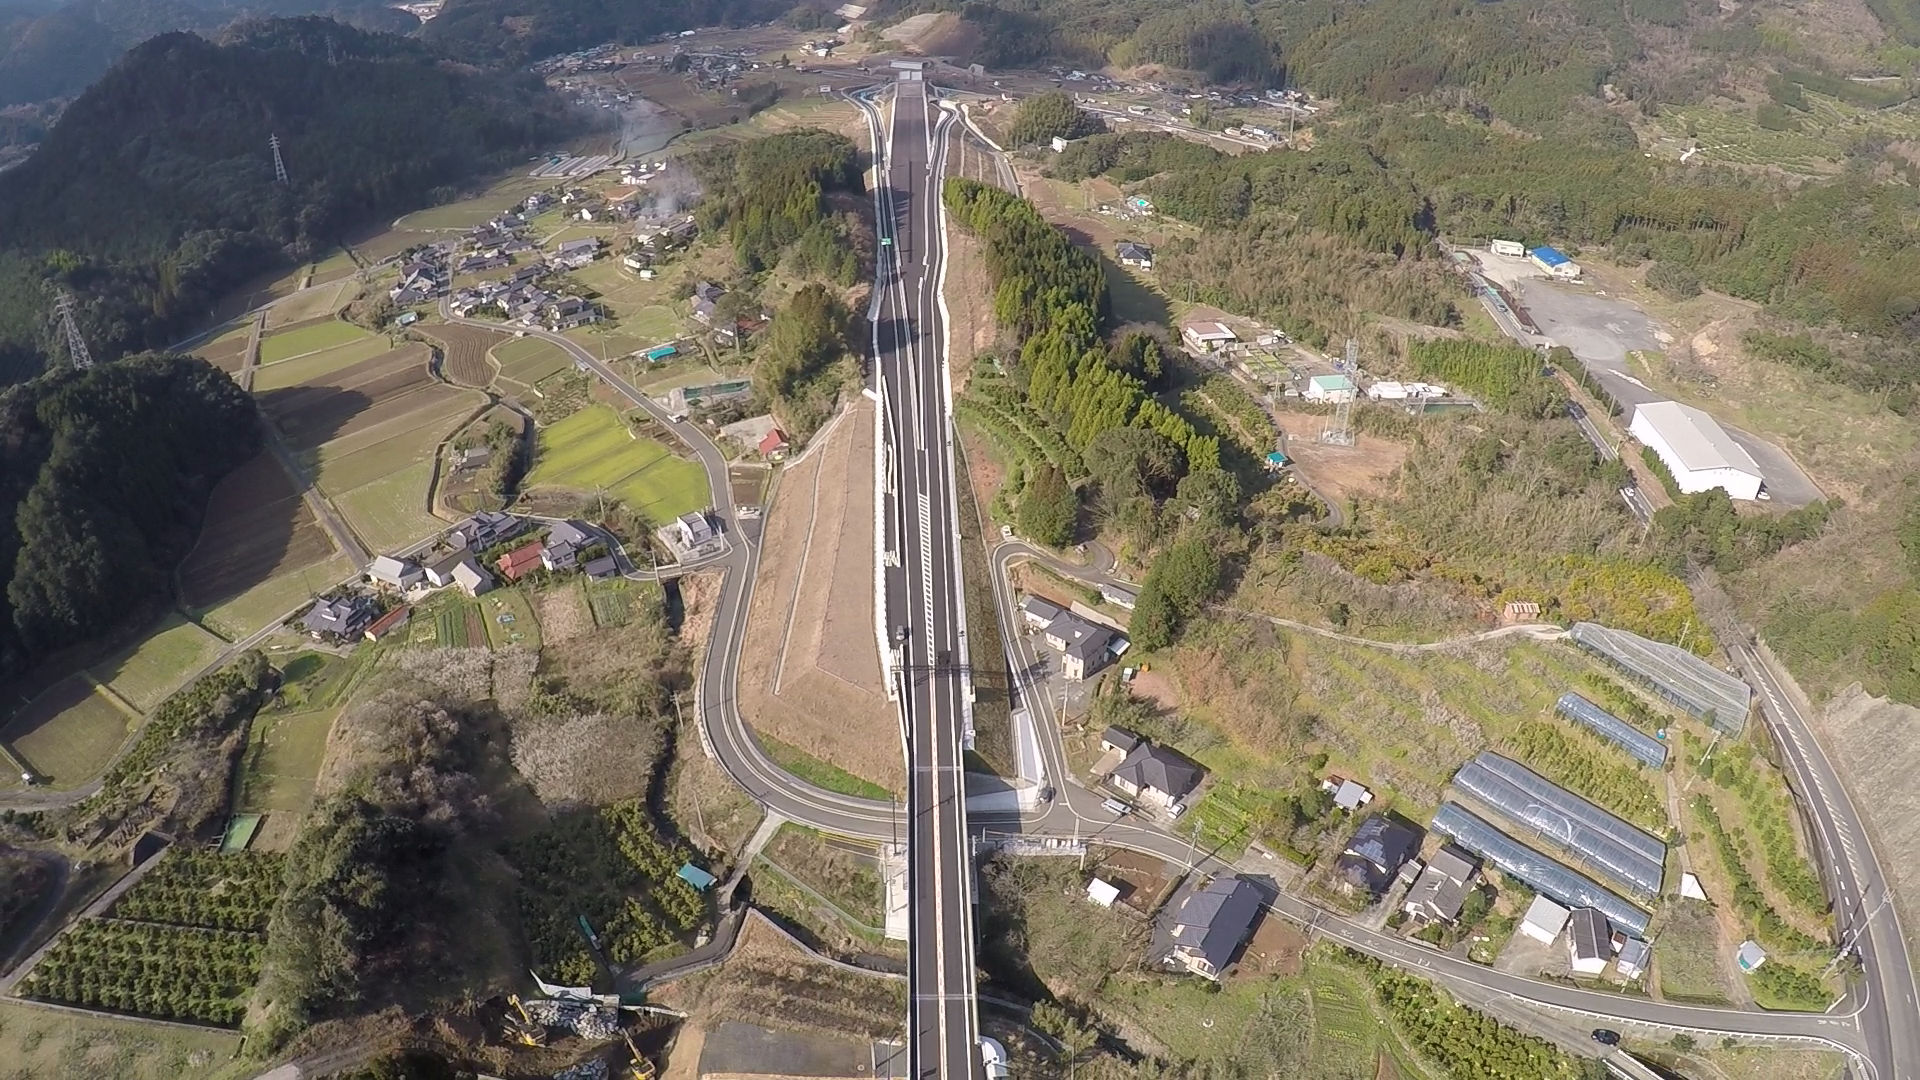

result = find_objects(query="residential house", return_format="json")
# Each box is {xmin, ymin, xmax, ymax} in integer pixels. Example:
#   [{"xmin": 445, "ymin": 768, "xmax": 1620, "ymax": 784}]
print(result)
[
  {"xmin": 1018, "ymin": 595, "xmax": 1065, "ymax": 630},
  {"xmin": 1615, "ymin": 938, "xmax": 1651, "ymax": 980},
  {"xmin": 691, "ymin": 295, "xmax": 719, "ymax": 324},
  {"xmin": 584, "ymin": 555, "xmax": 619, "ymax": 581},
  {"xmin": 1116, "ymin": 241, "xmax": 1154, "ymax": 270},
  {"xmin": 1181, "ymin": 322, "xmax": 1238, "ymax": 353},
  {"xmin": 1110, "ymin": 743, "xmax": 1202, "ymax": 811},
  {"xmin": 301, "ymin": 595, "xmax": 375, "ymax": 640},
  {"xmin": 1567, "ymin": 907, "xmax": 1611, "ymax": 976},
  {"xmin": 367, "ymin": 555, "xmax": 423, "ymax": 591},
  {"xmin": 364, "ymin": 606, "xmax": 411, "ymax": 642},
  {"xmin": 1041, "ymin": 611, "xmax": 1118, "ymax": 681},
  {"xmin": 450, "ymin": 558, "xmax": 493, "ymax": 596},
  {"xmin": 451, "ymin": 510, "xmax": 527, "ymax": 550},
  {"xmin": 1099, "ymin": 726, "xmax": 1142, "ymax": 756},
  {"xmin": 548, "ymin": 295, "xmax": 600, "ymax": 331},
  {"xmin": 1401, "ymin": 845, "xmax": 1479, "ymax": 924},
  {"xmin": 1164, "ymin": 875, "xmax": 1263, "ymax": 980},
  {"xmin": 623, "ymin": 253, "xmax": 651, "ymax": 272},
  {"xmin": 690, "ymin": 281, "xmax": 727, "ymax": 324},
  {"xmin": 758, "ymin": 428, "xmax": 789, "ymax": 459},
  {"xmin": 497, "ymin": 541, "xmax": 546, "ymax": 581},
  {"xmin": 1334, "ymin": 815, "xmax": 1421, "ymax": 896},
  {"xmin": 553, "ymin": 237, "xmax": 603, "ymax": 270},
  {"xmin": 1099, "ymin": 583, "xmax": 1138, "ymax": 610},
  {"xmin": 542, "ymin": 520, "xmax": 592, "ymax": 572},
  {"xmin": 1518, "ymin": 895, "xmax": 1571, "ymax": 945},
  {"xmin": 457, "ymin": 446, "xmax": 492, "ymax": 471},
  {"xmin": 675, "ymin": 511, "xmax": 716, "ymax": 549}
]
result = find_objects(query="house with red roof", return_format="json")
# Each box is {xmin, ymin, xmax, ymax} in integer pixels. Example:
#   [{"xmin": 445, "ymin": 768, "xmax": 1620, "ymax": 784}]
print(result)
[
  {"xmin": 497, "ymin": 541, "xmax": 546, "ymax": 581},
  {"xmin": 758, "ymin": 427, "xmax": 789, "ymax": 459}
]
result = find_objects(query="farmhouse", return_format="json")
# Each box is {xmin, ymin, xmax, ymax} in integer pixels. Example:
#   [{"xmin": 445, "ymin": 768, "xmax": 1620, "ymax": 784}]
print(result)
[
  {"xmin": 1335, "ymin": 815, "xmax": 1420, "ymax": 896},
  {"xmin": 1627, "ymin": 400, "xmax": 1765, "ymax": 501},
  {"xmin": 1567, "ymin": 907, "xmax": 1611, "ymax": 976},
  {"xmin": 542, "ymin": 520, "xmax": 593, "ymax": 572},
  {"xmin": 366, "ymin": 555, "xmax": 423, "ymax": 591},
  {"xmin": 497, "ymin": 541, "xmax": 546, "ymax": 581},
  {"xmin": 301, "ymin": 595, "xmax": 375, "ymax": 640},
  {"xmin": 758, "ymin": 428, "xmax": 789, "ymax": 459},
  {"xmin": 1041, "ymin": 611, "xmax": 1119, "ymax": 681},
  {"xmin": 1528, "ymin": 245, "xmax": 1581, "ymax": 279},
  {"xmin": 1181, "ymin": 322, "xmax": 1238, "ymax": 353},
  {"xmin": 1402, "ymin": 845, "xmax": 1479, "ymax": 924},
  {"xmin": 1163, "ymin": 875, "xmax": 1263, "ymax": 980},
  {"xmin": 1116, "ymin": 241, "xmax": 1153, "ymax": 269},
  {"xmin": 552, "ymin": 237, "xmax": 603, "ymax": 270},
  {"xmin": 1110, "ymin": 742, "xmax": 1202, "ymax": 810},
  {"xmin": 452, "ymin": 510, "xmax": 528, "ymax": 550},
  {"xmin": 425, "ymin": 550, "xmax": 492, "ymax": 595}
]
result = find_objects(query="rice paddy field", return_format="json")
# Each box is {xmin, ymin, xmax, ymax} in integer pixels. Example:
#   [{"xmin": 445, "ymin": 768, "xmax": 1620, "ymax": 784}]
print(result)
[
  {"xmin": 259, "ymin": 319, "xmax": 374, "ymax": 364},
  {"xmin": 196, "ymin": 556, "xmax": 355, "ymax": 641},
  {"xmin": 264, "ymin": 277, "xmax": 359, "ymax": 330},
  {"xmin": 493, "ymin": 336, "xmax": 575, "ymax": 386},
  {"xmin": 252, "ymin": 337, "xmax": 395, "ymax": 391},
  {"xmin": 1, "ymin": 676, "xmax": 136, "ymax": 788},
  {"xmin": 334, "ymin": 460, "xmax": 445, "ymax": 552},
  {"xmin": 526, "ymin": 404, "xmax": 707, "ymax": 522},
  {"xmin": 89, "ymin": 616, "xmax": 227, "ymax": 713}
]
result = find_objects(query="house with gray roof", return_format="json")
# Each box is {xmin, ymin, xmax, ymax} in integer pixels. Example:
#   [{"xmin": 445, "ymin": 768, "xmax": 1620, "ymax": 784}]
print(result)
[
  {"xmin": 1164, "ymin": 875, "xmax": 1263, "ymax": 980},
  {"xmin": 1336, "ymin": 814, "xmax": 1421, "ymax": 896},
  {"xmin": 1041, "ymin": 611, "xmax": 1118, "ymax": 681},
  {"xmin": 366, "ymin": 555, "xmax": 423, "ymax": 591},
  {"xmin": 301, "ymin": 595, "xmax": 375, "ymax": 640},
  {"xmin": 1402, "ymin": 844, "xmax": 1479, "ymax": 924},
  {"xmin": 1111, "ymin": 743, "xmax": 1202, "ymax": 810}
]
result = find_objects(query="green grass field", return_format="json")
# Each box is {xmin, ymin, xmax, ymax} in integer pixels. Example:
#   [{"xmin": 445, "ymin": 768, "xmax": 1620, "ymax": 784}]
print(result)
[
  {"xmin": 0, "ymin": 999, "xmax": 247, "ymax": 1080},
  {"xmin": 526, "ymin": 404, "xmax": 708, "ymax": 522},
  {"xmin": 90, "ymin": 615, "xmax": 227, "ymax": 713},
  {"xmin": 2, "ymin": 677, "xmax": 135, "ymax": 787},
  {"xmin": 493, "ymin": 337, "xmax": 575, "ymax": 385},
  {"xmin": 755, "ymin": 731, "xmax": 892, "ymax": 800},
  {"xmin": 266, "ymin": 278, "xmax": 357, "ymax": 330},
  {"xmin": 482, "ymin": 588, "xmax": 540, "ymax": 649},
  {"xmin": 237, "ymin": 707, "xmax": 338, "ymax": 814},
  {"xmin": 335, "ymin": 460, "xmax": 443, "ymax": 552},
  {"xmin": 565, "ymin": 313, "xmax": 680, "ymax": 359},
  {"xmin": 316, "ymin": 404, "xmax": 473, "ymax": 493},
  {"xmin": 196, "ymin": 556, "xmax": 354, "ymax": 640},
  {"xmin": 252, "ymin": 338, "xmax": 395, "ymax": 391},
  {"xmin": 259, "ymin": 319, "xmax": 374, "ymax": 364}
]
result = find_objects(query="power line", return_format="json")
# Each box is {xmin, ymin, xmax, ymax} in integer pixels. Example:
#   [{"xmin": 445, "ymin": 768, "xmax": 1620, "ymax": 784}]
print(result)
[
  {"xmin": 269, "ymin": 134, "xmax": 288, "ymax": 185},
  {"xmin": 53, "ymin": 291, "xmax": 93, "ymax": 370}
]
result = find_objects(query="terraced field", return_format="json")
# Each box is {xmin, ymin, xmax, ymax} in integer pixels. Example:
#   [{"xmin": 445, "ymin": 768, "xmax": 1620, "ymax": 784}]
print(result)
[
  {"xmin": 259, "ymin": 319, "xmax": 373, "ymax": 363},
  {"xmin": 422, "ymin": 323, "xmax": 509, "ymax": 387},
  {"xmin": 494, "ymin": 336, "xmax": 574, "ymax": 386},
  {"xmin": 526, "ymin": 404, "xmax": 707, "ymax": 523}
]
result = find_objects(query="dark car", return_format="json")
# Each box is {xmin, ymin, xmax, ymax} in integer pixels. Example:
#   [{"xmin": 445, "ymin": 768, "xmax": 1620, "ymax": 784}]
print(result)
[{"xmin": 1590, "ymin": 1029, "xmax": 1620, "ymax": 1047}]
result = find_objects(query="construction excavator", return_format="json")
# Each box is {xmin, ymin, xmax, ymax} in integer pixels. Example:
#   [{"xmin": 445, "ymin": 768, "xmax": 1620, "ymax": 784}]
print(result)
[
  {"xmin": 504, "ymin": 994, "xmax": 550, "ymax": 1047},
  {"xmin": 621, "ymin": 1028, "xmax": 657, "ymax": 1080}
]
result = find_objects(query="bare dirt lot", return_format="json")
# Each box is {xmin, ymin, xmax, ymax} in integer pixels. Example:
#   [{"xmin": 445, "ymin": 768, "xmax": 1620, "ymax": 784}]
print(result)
[
  {"xmin": 1269, "ymin": 407, "xmax": 1408, "ymax": 501},
  {"xmin": 737, "ymin": 400, "xmax": 899, "ymax": 792},
  {"xmin": 649, "ymin": 911, "xmax": 906, "ymax": 1043},
  {"xmin": 1235, "ymin": 913, "xmax": 1308, "ymax": 978},
  {"xmin": 178, "ymin": 450, "xmax": 335, "ymax": 609}
]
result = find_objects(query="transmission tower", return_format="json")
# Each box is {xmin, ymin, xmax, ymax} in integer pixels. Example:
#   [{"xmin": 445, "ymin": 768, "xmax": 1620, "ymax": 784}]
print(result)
[
  {"xmin": 326, "ymin": 38, "xmax": 339, "ymax": 66},
  {"xmin": 269, "ymin": 134, "xmax": 289, "ymax": 185},
  {"xmin": 1319, "ymin": 337, "xmax": 1358, "ymax": 447},
  {"xmin": 53, "ymin": 292, "xmax": 93, "ymax": 370}
]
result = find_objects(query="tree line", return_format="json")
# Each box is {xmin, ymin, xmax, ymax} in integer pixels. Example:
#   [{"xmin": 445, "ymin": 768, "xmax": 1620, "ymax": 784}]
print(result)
[
  {"xmin": 0, "ymin": 353, "xmax": 258, "ymax": 678},
  {"xmin": 692, "ymin": 129, "xmax": 863, "ymax": 273}
]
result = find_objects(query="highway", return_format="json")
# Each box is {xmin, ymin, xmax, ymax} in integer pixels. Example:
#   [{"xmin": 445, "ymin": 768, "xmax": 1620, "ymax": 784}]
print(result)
[{"xmin": 867, "ymin": 73, "xmax": 984, "ymax": 1080}]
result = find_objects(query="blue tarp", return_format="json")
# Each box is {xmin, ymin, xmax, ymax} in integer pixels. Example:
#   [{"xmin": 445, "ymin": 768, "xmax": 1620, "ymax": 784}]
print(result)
[{"xmin": 677, "ymin": 863, "xmax": 716, "ymax": 891}]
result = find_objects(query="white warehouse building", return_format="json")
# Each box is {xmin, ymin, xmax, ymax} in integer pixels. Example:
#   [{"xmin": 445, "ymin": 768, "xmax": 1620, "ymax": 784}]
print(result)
[{"xmin": 1628, "ymin": 400, "xmax": 1765, "ymax": 501}]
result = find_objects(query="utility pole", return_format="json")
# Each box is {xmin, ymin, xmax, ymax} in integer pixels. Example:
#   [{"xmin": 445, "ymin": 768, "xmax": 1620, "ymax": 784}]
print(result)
[
  {"xmin": 53, "ymin": 291, "xmax": 93, "ymax": 369},
  {"xmin": 270, "ymin": 134, "xmax": 289, "ymax": 185}
]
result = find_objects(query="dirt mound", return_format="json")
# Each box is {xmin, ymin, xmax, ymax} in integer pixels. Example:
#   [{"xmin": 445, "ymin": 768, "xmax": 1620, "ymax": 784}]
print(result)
[{"xmin": 1819, "ymin": 683, "xmax": 1920, "ymax": 953}]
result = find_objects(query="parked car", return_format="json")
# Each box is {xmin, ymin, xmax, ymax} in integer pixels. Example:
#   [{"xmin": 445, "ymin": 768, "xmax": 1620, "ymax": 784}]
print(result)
[{"xmin": 1590, "ymin": 1030, "xmax": 1620, "ymax": 1047}]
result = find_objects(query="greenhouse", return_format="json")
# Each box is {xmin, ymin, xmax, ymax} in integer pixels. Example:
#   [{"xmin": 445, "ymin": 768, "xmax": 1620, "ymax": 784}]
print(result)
[
  {"xmin": 1569, "ymin": 622, "xmax": 1751, "ymax": 734},
  {"xmin": 1450, "ymin": 753, "xmax": 1666, "ymax": 897},
  {"xmin": 1431, "ymin": 801, "xmax": 1651, "ymax": 936},
  {"xmin": 1555, "ymin": 691, "xmax": 1668, "ymax": 768}
]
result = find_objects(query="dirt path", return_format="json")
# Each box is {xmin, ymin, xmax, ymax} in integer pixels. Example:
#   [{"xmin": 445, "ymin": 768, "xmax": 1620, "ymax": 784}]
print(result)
[{"xmin": 1211, "ymin": 607, "xmax": 1566, "ymax": 653}]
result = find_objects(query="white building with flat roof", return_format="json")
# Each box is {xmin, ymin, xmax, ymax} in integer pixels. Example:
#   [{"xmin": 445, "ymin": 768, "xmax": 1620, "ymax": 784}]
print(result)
[{"xmin": 1628, "ymin": 400, "xmax": 1765, "ymax": 500}]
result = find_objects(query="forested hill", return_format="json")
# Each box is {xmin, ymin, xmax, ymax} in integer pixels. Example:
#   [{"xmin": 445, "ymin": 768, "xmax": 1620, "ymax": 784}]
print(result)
[
  {"xmin": 423, "ymin": 0, "xmax": 787, "ymax": 65},
  {"xmin": 0, "ymin": 0, "xmax": 417, "ymax": 109},
  {"xmin": 0, "ymin": 18, "xmax": 574, "ymax": 380},
  {"xmin": 0, "ymin": 353, "xmax": 258, "ymax": 678}
]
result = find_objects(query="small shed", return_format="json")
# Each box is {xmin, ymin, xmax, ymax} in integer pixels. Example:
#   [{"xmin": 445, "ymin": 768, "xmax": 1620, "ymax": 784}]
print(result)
[
  {"xmin": 1736, "ymin": 940, "xmax": 1768, "ymax": 972},
  {"xmin": 1616, "ymin": 938, "xmax": 1651, "ymax": 980},
  {"xmin": 1304, "ymin": 374, "xmax": 1357, "ymax": 403},
  {"xmin": 1518, "ymin": 894, "xmax": 1571, "ymax": 945},
  {"xmin": 677, "ymin": 863, "xmax": 717, "ymax": 891},
  {"xmin": 1086, "ymin": 878, "xmax": 1120, "ymax": 908},
  {"xmin": 364, "ymin": 606, "xmax": 411, "ymax": 642}
]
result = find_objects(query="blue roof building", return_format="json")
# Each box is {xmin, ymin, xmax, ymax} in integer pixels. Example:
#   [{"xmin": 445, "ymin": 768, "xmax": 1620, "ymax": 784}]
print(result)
[
  {"xmin": 676, "ymin": 863, "xmax": 716, "ymax": 891},
  {"xmin": 1529, "ymin": 245, "xmax": 1582, "ymax": 278}
]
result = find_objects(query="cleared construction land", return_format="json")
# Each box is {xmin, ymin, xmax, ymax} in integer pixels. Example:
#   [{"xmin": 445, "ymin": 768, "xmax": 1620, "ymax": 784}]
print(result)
[
  {"xmin": 525, "ymin": 404, "xmax": 706, "ymax": 524},
  {"xmin": 737, "ymin": 400, "xmax": 898, "ymax": 793}
]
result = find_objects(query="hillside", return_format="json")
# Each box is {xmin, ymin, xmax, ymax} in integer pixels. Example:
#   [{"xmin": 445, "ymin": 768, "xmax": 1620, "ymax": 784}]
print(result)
[
  {"xmin": 0, "ymin": 0, "xmax": 414, "ymax": 109},
  {"xmin": 422, "ymin": 0, "xmax": 787, "ymax": 65},
  {"xmin": 0, "ymin": 17, "xmax": 574, "ymax": 380}
]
